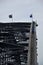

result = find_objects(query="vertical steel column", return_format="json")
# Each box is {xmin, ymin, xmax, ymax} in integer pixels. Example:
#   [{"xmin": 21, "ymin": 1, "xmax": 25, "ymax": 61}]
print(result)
[{"xmin": 30, "ymin": 22, "xmax": 37, "ymax": 65}]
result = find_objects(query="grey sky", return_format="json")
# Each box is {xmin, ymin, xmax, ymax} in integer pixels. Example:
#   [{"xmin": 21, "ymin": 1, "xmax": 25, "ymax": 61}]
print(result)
[{"xmin": 0, "ymin": 0, "xmax": 43, "ymax": 65}]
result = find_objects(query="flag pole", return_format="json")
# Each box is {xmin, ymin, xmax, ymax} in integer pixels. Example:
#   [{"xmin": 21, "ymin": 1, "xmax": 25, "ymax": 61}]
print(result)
[
  {"xmin": 30, "ymin": 14, "xmax": 33, "ymax": 22},
  {"xmin": 9, "ymin": 14, "xmax": 13, "ymax": 22}
]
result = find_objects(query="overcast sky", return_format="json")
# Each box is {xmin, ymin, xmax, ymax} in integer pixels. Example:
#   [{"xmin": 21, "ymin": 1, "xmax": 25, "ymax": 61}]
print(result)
[{"xmin": 0, "ymin": 0, "xmax": 43, "ymax": 65}]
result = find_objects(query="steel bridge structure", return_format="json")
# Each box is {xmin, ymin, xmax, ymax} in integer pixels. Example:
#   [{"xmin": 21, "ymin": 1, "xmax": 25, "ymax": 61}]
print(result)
[{"xmin": 0, "ymin": 22, "xmax": 38, "ymax": 65}]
